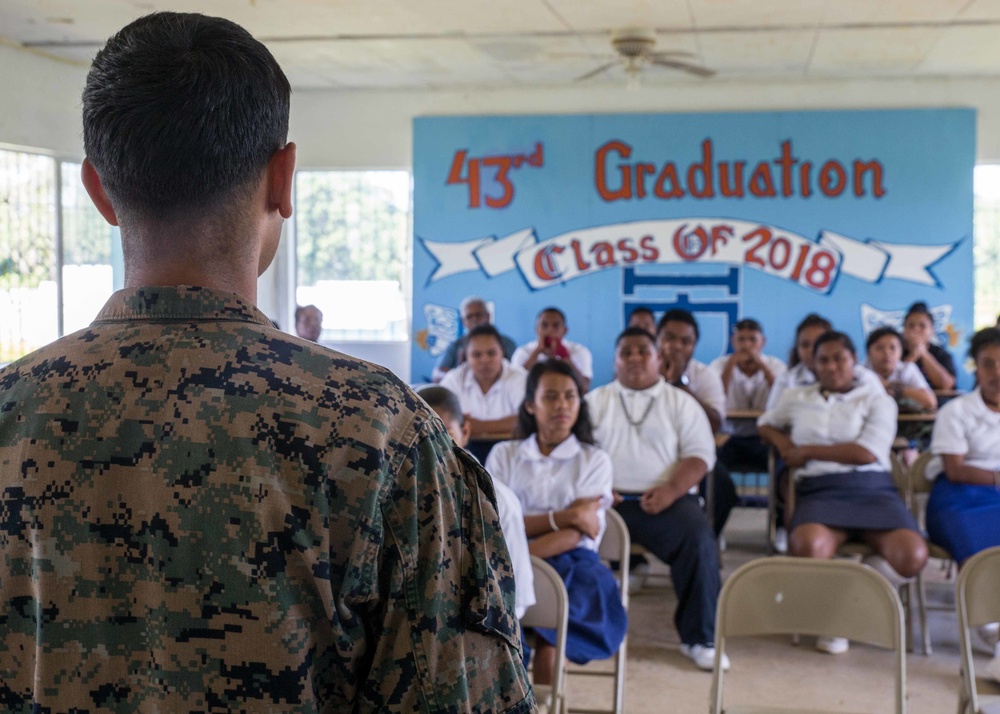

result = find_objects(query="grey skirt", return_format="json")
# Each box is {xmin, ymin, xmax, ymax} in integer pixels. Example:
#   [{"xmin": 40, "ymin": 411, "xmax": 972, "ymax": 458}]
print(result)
[{"xmin": 790, "ymin": 470, "xmax": 919, "ymax": 532}]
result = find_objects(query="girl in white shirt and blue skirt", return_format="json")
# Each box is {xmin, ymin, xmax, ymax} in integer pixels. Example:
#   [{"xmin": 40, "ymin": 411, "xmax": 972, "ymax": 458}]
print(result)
[
  {"xmin": 758, "ymin": 331, "xmax": 928, "ymax": 654},
  {"xmin": 486, "ymin": 360, "xmax": 627, "ymax": 686}
]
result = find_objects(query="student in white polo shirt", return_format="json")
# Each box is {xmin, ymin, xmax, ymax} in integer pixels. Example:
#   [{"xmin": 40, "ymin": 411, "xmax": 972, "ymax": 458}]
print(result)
[
  {"xmin": 758, "ymin": 330, "xmax": 928, "ymax": 656},
  {"xmin": 511, "ymin": 307, "xmax": 594, "ymax": 392},
  {"xmin": 487, "ymin": 360, "xmax": 626, "ymax": 686},
  {"xmin": 710, "ymin": 318, "xmax": 787, "ymax": 475},
  {"xmin": 440, "ymin": 324, "xmax": 528, "ymax": 440},
  {"xmin": 656, "ymin": 309, "xmax": 736, "ymax": 536},
  {"xmin": 925, "ymin": 327, "xmax": 1000, "ymax": 680},
  {"xmin": 586, "ymin": 327, "xmax": 728, "ymax": 672}
]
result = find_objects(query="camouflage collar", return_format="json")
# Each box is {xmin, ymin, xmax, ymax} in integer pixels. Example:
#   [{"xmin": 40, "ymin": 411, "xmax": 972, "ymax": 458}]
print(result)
[{"xmin": 93, "ymin": 286, "xmax": 275, "ymax": 327}]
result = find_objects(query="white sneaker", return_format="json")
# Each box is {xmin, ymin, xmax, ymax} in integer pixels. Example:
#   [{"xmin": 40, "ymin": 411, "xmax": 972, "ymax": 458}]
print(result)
[
  {"xmin": 773, "ymin": 527, "xmax": 788, "ymax": 554},
  {"xmin": 680, "ymin": 643, "xmax": 731, "ymax": 671},
  {"xmin": 978, "ymin": 622, "xmax": 1000, "ymax": 649},
  {"xmin": 815, "ymin": 636, "xmax": 850, "ymax": 654},
  {"xmin": 628, "ymin": 562, "xmax": 650, "ymax": 594},
  {"xmin": 862, "ymin": 554, "xmax": 912, "ymax": 589},
  {"xmin": 985, "ymin": 654, "xmax": 1000, "ymax": 684}
]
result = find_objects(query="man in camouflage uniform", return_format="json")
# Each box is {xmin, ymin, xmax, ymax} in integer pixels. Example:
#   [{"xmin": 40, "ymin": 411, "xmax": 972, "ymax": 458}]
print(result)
[{"xmin": 0, "ymin": 12, "xmax": 534, "ymax": 713}]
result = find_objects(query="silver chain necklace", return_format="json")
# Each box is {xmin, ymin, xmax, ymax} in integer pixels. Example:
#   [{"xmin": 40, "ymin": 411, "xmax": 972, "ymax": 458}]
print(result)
[{"xmin": 619, "ymin": 391, "xmax": 656, "ymax": 430}]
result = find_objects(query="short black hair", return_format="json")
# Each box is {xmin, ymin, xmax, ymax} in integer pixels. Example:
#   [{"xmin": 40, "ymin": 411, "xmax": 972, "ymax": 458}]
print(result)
[
  {"xmin": 615, "ymin": 326, "xmax": 656, "ymax": 348},
  {"xmin": 904, "ymin": 301, "xmax": 933, "ymax": 323},
  {"xmin": 969, "ymin": 327, "xmax": 1000, "ymax": 361},
  {"xmin": 813, "ymin": 330, "xmax": 856, "ymax": 360},
  {"xmin": 734, "ymin": 318, "xmax": 763, "ymax": 334},
  {"xmin": 657, "ymin": 309, "xmax": 700, "ymax": 341},
  {"xmin": 628, "ymin": 307, "xmax": 654, "ymax": 321},
  {"xmin": 515, "ymin": 361, "xmax": 594, "ymax": 445},
  {"xmin": 538, "ymin": 307, "xmax": 567, "ymax": 323},
  {"xmin": 866, "ymin": 326, "xmax": 903, "ymax": 352},
  {"xmin": 83, "ymin": 12, "xmax": 291, "ymax": 223},
  {"xmin": 789, "ymin": 313, "xmax": 833, "ymax": 367},
  {"xmin": 464, "ymin": 324, "xmax": 503, "ymax": 349},
  {"xmin": 417, "ymin": 386, "xmax": 464, "ymax": 426}
]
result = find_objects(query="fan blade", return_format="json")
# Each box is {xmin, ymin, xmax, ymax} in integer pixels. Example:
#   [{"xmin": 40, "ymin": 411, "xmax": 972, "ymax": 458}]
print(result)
[
  {"xmin": 649, "ymin": 50, "xmax": 697, "ymax": 59},
  {"xmin": 650, "ymin": 58, "xmax": 716, "ymax": 77},
  {"xmin": 575, "ymin": 61, "xmax": 619, "ymax": 82}
]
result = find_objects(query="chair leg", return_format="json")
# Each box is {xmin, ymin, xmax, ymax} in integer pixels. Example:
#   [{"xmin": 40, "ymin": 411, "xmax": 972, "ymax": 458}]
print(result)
[{"xmin": 916, "ymin": 571, "xmax": 932, "ymax": 655}]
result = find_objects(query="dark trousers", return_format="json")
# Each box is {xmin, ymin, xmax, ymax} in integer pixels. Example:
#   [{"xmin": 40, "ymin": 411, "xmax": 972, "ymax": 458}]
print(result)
[
  {"xmin": 615, "ymin": 494, "xmax": 720, "ymax": 646},
  {"xmin": 698, "ymin": 463, "xmax": 739, "ymax": 537}
]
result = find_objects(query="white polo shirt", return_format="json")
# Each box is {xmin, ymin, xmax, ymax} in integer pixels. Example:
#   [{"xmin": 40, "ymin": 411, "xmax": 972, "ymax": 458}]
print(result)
[
  {"xmin": 709, "ymin": 354, "xmax": 787, "ymax": 436},
  {"xmin": 439, "ymin": 360, "xmax": 527, "ymax": 420},
  {"xmin": 510, "ymin": 339, "xmax": 594, "ymax": 379},
  {"xmin": 585, "ymin": 379, "xmax": 716, "ymax": 493},
  {"xmin": 757, "ymin": 380, "xmax": 897, "ymax": 479},
  {"xmin": 683, "ymin": 358, "xmax": 727, "ymax": 421},
  {"xmin": 766, "ymin": 361, "xmax": 882, "ymax": 410},
  {"xmin": 864, "ymin": 360, "xmax": 932, "ymax": 391},
  {"xmin": 927, "ymin": 388, "xmax": 1000, "ymax": 481},
  {"xmin": 489, "ymin": 477, "xmax": 536, "ymax": 619},
  {"xmin": 486, "ymin": 434, "xmax": 613, "ymax": 552}
]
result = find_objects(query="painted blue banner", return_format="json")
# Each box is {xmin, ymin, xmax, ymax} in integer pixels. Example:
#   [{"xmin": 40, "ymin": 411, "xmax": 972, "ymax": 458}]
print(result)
[{"xmin": 412, "ymin": 109, "xmax": 974, "ymax": 388}]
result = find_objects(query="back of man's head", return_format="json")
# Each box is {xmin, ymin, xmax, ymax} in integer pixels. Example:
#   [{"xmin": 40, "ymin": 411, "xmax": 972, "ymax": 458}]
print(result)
[{"xmin": 83, "ymin": 12, "xmax": 290, "ymax": 225}]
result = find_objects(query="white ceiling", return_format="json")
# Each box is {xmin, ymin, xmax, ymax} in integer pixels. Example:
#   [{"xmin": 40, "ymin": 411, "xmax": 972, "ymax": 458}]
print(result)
[{"xmin": 3, "ymin": 0, "xmax": 1000, "ymax": 90}]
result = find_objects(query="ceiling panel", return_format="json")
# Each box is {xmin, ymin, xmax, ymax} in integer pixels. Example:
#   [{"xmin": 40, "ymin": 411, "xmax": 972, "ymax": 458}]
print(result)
[
  {"xmin": 808, "ymin": 27, "xmax": 945, "ymax": 76},
  {"xmin": 957, "ymin": 0, "xmax": 1000, "ymax": 21},
  {"xmin": 918, "ymin": 25, "xmax": 1000, "ymax": 75},
  {"xmin": 818, "ymin": 0, "xmax": 968, "ymax": 26},
  {"xmin": 689, "ymin": 0, "xmax": 827, "ymax": 29},
  {"xmin": 699, "ymin": 29, "xmax": 815, "ymax": 75},
  {"xmin": 545, "ymin": 0, "xmax": 693, "ymax": 33}
]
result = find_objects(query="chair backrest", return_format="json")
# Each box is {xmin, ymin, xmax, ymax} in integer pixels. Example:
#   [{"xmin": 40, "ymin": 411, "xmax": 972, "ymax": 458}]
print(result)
[
  {"xmin": 909, "ymin": 451, "xmax": 937, "ymax": 496},
  {"xmin": 521, "ymin": 556, "xmax": 569, "ymax": 713},
  {"xmin": 957, "ymin": 546, "xmax": 1000, "ymax": 714},
  {"xmin": 712, "ymin": 557, "xmax": 907, "ymax": 714},
  {"xmin": 598, "ymin": 508, "xmax": 631, "ymax": 609}
]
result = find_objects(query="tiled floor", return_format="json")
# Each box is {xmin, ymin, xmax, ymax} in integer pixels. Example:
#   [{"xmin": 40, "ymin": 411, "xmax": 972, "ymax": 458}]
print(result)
[{"xmin": 552, "ymin": 507, "xmax": 1000, "ymax": 713}]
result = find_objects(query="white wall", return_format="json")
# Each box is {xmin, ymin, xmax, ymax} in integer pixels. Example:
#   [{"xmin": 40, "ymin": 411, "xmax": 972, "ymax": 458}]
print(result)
[{"xmin": 289, "ymin": 77, "xmax": 1000, "ymax": 169}]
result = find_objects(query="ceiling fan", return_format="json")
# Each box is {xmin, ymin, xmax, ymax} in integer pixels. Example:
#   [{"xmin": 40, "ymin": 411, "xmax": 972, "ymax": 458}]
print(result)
[{"xmin": 574, "ymin": 28, "xmax": 715, "ymax": 86}]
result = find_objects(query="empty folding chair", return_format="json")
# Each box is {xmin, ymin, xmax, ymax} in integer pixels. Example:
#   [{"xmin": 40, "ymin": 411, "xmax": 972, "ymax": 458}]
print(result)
[{"xmin": 956, "ymin": 545, "xmax": 1000, "ymax": 714}]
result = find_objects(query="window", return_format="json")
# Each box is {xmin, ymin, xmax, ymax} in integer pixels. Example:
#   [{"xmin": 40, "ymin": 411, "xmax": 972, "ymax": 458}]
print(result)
[
  {"xmin": 294, "ymin": 171, "xmax": 410, "ymax": 341},
  {"xmin": 0, "ymin": 149, "xmax": 121, "ymax": 365},
  {"xmin": 975, "ymin": 165, "xmax": 1000, "ymax": 329}
]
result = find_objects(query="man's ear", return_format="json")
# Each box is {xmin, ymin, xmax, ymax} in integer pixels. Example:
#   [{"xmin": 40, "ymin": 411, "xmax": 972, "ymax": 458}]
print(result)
[
  {"xmin": 81, "ymin": 159, "xmax": 119, "ymax": 226},
  {"xmin": 459, "ymin": 419, "xmax": 472, "ymax": 447},
  {"xmin": 267, "ymin": 142, "xmax": 296, "ymax": 219}
]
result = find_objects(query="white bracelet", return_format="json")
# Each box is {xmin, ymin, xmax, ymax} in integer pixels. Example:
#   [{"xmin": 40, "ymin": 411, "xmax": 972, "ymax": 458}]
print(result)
[{"xmin": 547, "ymin": 510, "xmax": 560, "ymax": 532}]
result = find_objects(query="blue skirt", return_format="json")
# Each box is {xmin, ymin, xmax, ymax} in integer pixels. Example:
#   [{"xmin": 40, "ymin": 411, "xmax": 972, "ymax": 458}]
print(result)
[
  {"xmin": 926, "ymin": 475, "xmax": 1000, "ymax": 564},
  {"xmin": 533, "ymin": 548, "xmax": 628, "ymax": 665},
  {"xmin": 790, "ymin": 470, "xmax": 919, "ymax": 533}
]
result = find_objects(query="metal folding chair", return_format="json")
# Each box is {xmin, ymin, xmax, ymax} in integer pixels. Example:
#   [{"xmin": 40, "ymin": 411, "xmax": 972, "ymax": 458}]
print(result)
[
  {"xmin": 712, "ymin": 557, "xmax": 907, "ymax": 713},
  {"xmin": 522, "ymin": 556, "xmax": 569, "ymax": 714},
  {"xmin": 565, "ymin": 508, "xmax": 630, "ymax": 714},
  {"xmin": 956, "ymin": 546, "xmax": 1000, "ymax": 714}
]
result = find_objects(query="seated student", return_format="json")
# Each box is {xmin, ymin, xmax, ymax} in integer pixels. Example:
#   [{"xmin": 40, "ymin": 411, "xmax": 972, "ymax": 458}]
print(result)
[
  {"xmin": 925, "ymin": 327, "xmax": 1000, "ymax": 680},
  {"xmin": 433, "ymin": 296, "xmax": 517, "ymax": 383},
  {"xmin": 627, "ymin": 306, "xmax": 657, "ymax": 336},
  {"xmin": 417, "ymin": 386, "xmax": 535, "ymax": 620},
  {"xmin": 710, "ymin": 318, "xmax": 787, "ymax": 474},
  {"xmin": 866, "ymin": 326, "xmax": 937, "ymax": 413},
  {"xmin": 512, "ymin": 307, "xmax": 594, "ymax": 392},
  {"xmin": 656, "ymin": 309, "xmax": 737, "ymax": 537},
  {"xmin": 487, "ymin": 361, "xmax": 627, "ymax": 686},
  {"xmin": 758, "ymin": 331, "xmax": 928, "ymax": 655},
  {"xmin": 767, "ymin": 313, "xmax": 881, "ymax": 410},
  {"xmin": 586, "ymin": 327, "xmax": 728, "ymax": 671},
  {"xmin": 901, "ymin": 301, "xmax": 957, "ymax": 391},
  {"xmin": 440, "ymin": 324, "xmax": 527, "ymax": 439}
]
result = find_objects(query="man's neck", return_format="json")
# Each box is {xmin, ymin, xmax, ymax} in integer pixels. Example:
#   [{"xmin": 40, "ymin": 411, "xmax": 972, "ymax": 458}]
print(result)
[
  {"xmin": 619, "ymin": 378, "xmax": 660, "ymax": 392},
  {"xmin": 125, "ymin": 264, "xmax": 258, "ymax": 304}
]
